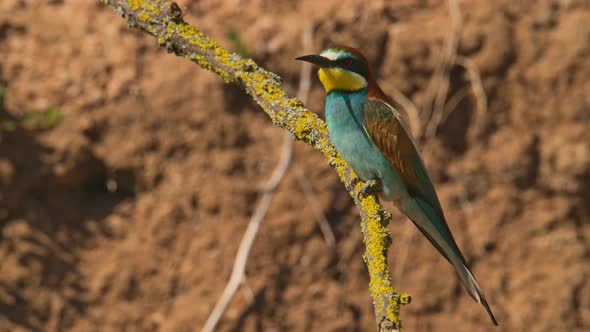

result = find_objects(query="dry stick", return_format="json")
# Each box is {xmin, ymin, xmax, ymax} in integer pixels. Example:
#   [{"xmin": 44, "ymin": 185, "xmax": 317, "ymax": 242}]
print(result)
[
  {"xmin": 434, "ymin": 59, "xmax": 488, "ymax": 139},
  {"xmin": 201, "ymin": 25, "xmax": 314, "ymax": 332},
  {"xmin": 103, "ymin": 1, "xmax": 404, "ymax": 330},
  {"xmin": 295, "ymin": 167, "xmax": 336, "ymax": 249},
  {"xmin": 201, "ymin": 133, "xmax": 293, "ymax": 332},
  {"xmin": 424, "ymin": 2, "xmax": 489, "ymax": 144},
  {"xmin": 422, "ymin": 0, "xmax": 462, "ymax": 141},
  {"xmin": 455, "ymin": 55, "xmax": 488, "ymax": 138},
  {"xmin": 239, "ymin": 275, "xmax": 255, "ymax": 305},
  {"xmin": 441, "ymin": 86, "xmax": 470, "ymax": 121},
  {"xmin": 388, "ymin": 86, "xmax": 422, "ymax": 139}
]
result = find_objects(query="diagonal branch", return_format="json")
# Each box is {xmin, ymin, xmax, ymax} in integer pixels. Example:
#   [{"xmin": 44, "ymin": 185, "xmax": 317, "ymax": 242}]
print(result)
[{"xmin": 102, "ymin": 1, "xmax": 407, "ymax": 330}]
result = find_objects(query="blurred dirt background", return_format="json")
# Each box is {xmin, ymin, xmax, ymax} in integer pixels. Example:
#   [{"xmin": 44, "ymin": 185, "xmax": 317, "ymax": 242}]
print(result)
[{"xmin": 1, "ymin": 0, "xmax": 589, "ymax": 331}]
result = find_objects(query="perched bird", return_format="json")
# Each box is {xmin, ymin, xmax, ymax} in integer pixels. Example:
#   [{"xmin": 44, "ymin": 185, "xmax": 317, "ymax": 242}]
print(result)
[{"xmin": 296, "ymin": 46, "xmax": 498, "ymax": 325}]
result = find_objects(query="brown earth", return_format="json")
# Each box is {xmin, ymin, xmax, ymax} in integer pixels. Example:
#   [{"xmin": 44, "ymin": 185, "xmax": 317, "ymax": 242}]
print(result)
[{"xmin": 1, "ymin": 0, "xmax": 589, "ymax": 331}]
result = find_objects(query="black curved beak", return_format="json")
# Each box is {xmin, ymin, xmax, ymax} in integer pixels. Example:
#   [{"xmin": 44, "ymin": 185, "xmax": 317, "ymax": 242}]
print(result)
[{"xmin": 295, "ymin": 55, "xmax": 334, "ymax": 68}]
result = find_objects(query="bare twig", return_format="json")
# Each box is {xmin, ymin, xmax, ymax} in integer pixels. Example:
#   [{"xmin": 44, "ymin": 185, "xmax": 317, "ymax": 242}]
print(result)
[
  {"xmin": 421, "ymin": 0, "xmax": 488, "ymax": 145},
  {"xmin": 455, "ymin": 55, "xmax": 488, "ymax": 138},
  {"xmin": 443, "ymin": 86, "xmax": 471, "ymax": 121},
  {"xmin": 429, "ymin": 57, "xmax": 488, "ymax": 140},
  {"xmin": 388, "ymin": 86, "xmax": 422, "ymax": 139},
  {"xmin": 240, "ymin": 275, "xmax": 255, "ymax": 305},
  {"xmin": 103, "ymin": 1, "xmax": 404, "ymax": 330},
  {"xmin": 202, "ymin": 23, "xmax": 318, "ymax": 332},
  {"xmin": 295, "ymin": 167, "xmax": 336, "ymax": 249},
  {"xmin": 201, "ymin": 132, "xmax": 293, "ymax": 332},
  {"xmin": 422, "ymin": 0, "xmax": 462, "ymax": 141}
]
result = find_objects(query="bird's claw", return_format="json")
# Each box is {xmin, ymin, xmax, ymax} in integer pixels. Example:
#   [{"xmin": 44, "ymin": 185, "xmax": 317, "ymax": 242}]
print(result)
[{"xmin": 358, "ymin": 179, "xmax": 380, "ymax": 199}]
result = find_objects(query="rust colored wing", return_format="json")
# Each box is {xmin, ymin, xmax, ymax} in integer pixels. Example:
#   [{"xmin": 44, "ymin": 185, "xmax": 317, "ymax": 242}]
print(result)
[{"xmin": 362, "ymin": 98, "xmax": 444, "ymax": 220}]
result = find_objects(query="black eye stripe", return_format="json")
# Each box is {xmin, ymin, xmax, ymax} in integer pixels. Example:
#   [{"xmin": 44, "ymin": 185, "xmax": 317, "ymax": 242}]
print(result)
[{"xmin": 336, "ymin": 57, "xmax": 369, "ymax": 78}]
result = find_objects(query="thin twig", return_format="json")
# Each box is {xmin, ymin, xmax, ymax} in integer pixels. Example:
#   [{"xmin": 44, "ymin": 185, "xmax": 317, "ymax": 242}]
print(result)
[
  {"xmin": 422, "ymin": 1, "xmax": 488, "ymax": 144},
  {"xmin": 441, "ymin": 86, "xmax": 471, "ymax": 126},
  {"xmin": 295, "ymin": 167, "xmax": 336, "ymax": 249},
  {"xmin": 201, "ymin": 23, "xmax": 314, "ymax": 332},
  {"xmin": 430, "ymin": 57, "xmax": 488, "ymax": 140},
  {"xmin": 388, "ymin": 86, "xmax": 422, "ymax": 139},
  {"xmin": 240, "ymin": 275, "xmax": 255, "ymax": 305},
  {"xmin": 201, "ymin": 132, "xmax": 293, "ymax": 332},
  {"xmin": 455, "ymin": 55, "xmax": 488, "ymax": 138},
  {"xmin": 422, "ymin": 0, "xmax": 462, "ymax": 141}
]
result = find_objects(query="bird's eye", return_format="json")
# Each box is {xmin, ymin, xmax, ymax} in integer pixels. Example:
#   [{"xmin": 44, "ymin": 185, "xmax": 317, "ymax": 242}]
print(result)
[{"xmin": 345, "ymin": 59, "xmax": 354, "ymax": 67}]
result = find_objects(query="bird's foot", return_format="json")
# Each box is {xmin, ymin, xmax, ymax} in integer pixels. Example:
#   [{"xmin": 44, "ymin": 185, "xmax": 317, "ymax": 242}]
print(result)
[{"xmin": 358, "ymin": 179, "xmax": 381, "ymax": 199}]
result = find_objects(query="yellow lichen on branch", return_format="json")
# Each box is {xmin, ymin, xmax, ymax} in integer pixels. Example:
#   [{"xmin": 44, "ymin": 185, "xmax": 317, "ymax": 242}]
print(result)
[{"xmin": 102, "ymin": 0, "xmax": 407, "ymax": 330}]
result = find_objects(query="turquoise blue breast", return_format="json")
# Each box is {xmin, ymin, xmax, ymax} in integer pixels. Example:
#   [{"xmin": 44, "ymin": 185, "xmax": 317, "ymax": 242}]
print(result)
[{"xmin": 324, "ymin": 90, "xmax": 399, "ymax": 195}]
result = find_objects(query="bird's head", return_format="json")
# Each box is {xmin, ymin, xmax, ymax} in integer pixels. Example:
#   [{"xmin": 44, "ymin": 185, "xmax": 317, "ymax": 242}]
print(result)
[{"xmin": 296, "ymin": 46, "xmax": 371, "ymax": 93}]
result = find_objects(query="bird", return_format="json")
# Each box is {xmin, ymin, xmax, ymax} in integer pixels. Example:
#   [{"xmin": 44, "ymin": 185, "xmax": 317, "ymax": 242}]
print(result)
[{"xmin": 296, "ymin": 46, "xmax": 498, "ymax": 325}]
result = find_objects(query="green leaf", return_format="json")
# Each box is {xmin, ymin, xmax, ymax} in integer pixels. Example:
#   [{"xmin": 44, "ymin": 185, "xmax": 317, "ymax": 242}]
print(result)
[{"xmin": 21, "ymin": 106, "xmax": 62, "ymax": 131}]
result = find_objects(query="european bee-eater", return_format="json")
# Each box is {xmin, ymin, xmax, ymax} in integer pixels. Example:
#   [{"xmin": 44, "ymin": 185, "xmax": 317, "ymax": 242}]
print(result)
[{"xmin": 296, "ymin": 46, "xmax": 498, "ymax": 325}]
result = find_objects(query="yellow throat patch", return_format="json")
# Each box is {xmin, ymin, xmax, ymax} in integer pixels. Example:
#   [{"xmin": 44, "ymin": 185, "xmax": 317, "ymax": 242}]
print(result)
[{"xmin": 318, "ymin": 68, "xmax": 367, "ymax": 93}]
